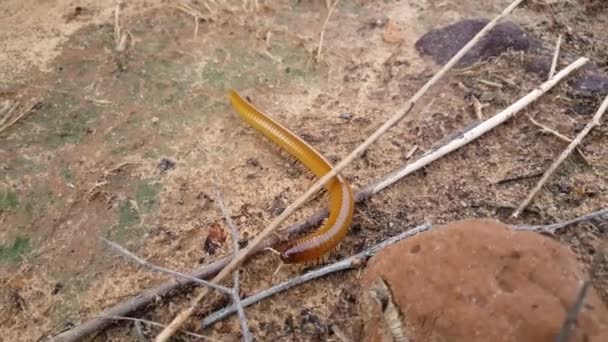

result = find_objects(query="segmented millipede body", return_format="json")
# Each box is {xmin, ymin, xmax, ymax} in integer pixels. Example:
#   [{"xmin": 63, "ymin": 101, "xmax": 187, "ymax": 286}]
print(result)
[{"xmin": 228, "ymin": 90, "xmax": 354, "ymax": 263}]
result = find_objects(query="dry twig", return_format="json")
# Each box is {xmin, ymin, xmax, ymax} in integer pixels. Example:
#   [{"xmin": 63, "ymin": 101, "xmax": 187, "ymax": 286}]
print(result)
[
  {"xmin": 98, "ymin": 315, "xmax": 219, "ymax": 341},
  {"xmin": 154, "ymin": 2, "xmax": 527, "ymax": 340},
  {"xmin": 173, "ymin": 2, "xmax": 208, "ymax": 38},
  {"xmin": 201, "ymin": 224, "xmax": 433, "ymax": 328},
  {"xmin": 102, "ymin": 238, "xmax": 231, "ymax": 294},
  {"xmin": 472, "ymin": 95, "xmax": 484, "ymax": 120},
  {"xmin": 214, "ymin": 188, "xmax": 253, "ymax": 342},
  {"xmin": 548, "ymin": 34, "xmax": 563, "ymax": 80},
  {"xmin": 528, "ymin": 115, "xmax": 589, "ymax": 162},
  {"xmin": 315, "ymin": 0, "xmax": 341, "ymax": 62},
  {"xmin": 114, "ymin": 4, "xmax": 129, "ymax": 51},
  {"xmin": 555, "ymin": 238, "xmax": 606, "ymax": 342},
  {"xmin": 528, "ymin": 115, "xmax": 572, "ymax": 143},
  {"xmin": 478, "ymin": 79, "xmax": 503, "ymax": 88},
  {"xmin": 133, "ymin": 319, "xmax": 146, "ymax": 342},
  {"xmin": 369, "ymin": 57, "xmax": 589, "ymax": 196},
  {"xmin": 114, "ymin": 4, "xmax": 121, "ymax": 47},
  {"xmin": 555, "ymin": 280, "xmax": 593, "ymax": 342},
  {"xmin": 512, "ymin": 207, "xmax": 608, "ymax": 235},
  {"xmin": 513, "ymin": 93, "xmax": 608, "ymax": 217}
]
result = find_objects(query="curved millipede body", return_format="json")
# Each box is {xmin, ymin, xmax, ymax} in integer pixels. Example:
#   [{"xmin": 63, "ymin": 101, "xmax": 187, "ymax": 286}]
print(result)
[{"xmin": 228, "ymin": 90, "xmax": 354, "ymax": 263}]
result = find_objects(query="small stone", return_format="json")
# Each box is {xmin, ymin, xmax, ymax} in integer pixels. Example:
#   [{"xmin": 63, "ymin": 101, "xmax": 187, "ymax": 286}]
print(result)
[
  {"xmin": 339, "ymin": 112, "xmax": 353, "ymax": 120},
  {"xmin": 525, "ymin": 56, "xmax": 552, "ymax": 78},
  {"xmin": 571, "ymin": 72, "xmax": 608, "ymax": 98},
  {"xmin": 151, "ymin": 116, "xmax": 160, "ymax": 124},
  {"xmin": 365, "ymin": 14, "xmax": 389, "ymax": 29},
  {"xmin": 382, "ymin": 21, "xmax": 403, "ymax": 44},
  {"xmin": 557, "ymin": 179, "xmax": 573, "ymax": 195},
  {"xmin": 415, "ymin": 19, "xmax": 530, "ymax": 67},
  {"xmin": 359, "ymin": 218, "xmax": 608, "ymax": 342},
  {"xmin": 157, "ymin": 158, "xmax": 176, "ymax": 172}
]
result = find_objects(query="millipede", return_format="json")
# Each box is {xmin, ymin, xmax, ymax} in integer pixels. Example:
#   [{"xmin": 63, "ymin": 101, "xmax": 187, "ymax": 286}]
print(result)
[{"xmin": 228, "ymin": 89, "xmax": 355, "ymax": 263}]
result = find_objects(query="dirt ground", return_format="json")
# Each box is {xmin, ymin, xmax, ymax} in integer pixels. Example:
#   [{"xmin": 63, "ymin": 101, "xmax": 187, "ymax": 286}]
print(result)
[{"xmin": 1, "ymin": 0, "xmax": 607, "ymax": 341}]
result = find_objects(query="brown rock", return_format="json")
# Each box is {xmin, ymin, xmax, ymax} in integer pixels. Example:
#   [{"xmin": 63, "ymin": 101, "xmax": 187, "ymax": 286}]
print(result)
[
  {"xmin": 359, "ymin": 219, "xmax": 608, "ymax": 342},
  {"xmin": 382, "ymin": 21, "xmax": 403, "ymax": 44},
  {"xmin": 415, "ymin": 19, "xmax": 532, "ymax": 67}
]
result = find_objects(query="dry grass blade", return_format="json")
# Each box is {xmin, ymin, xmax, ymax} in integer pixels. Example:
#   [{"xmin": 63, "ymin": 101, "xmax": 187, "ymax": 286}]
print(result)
[
  {"xmin": 0, "ymin": 100, "xmax": 41, "ymax": 135},
  {"xmin": 153, "ymin": 1, "xmax": 527, "ymax": 341},
  {"xmin": 0, "ymin": 101, "xmax": 18, "ymax": 127},
  {"xmin": 316, "ymin": 0, "xmax": 341, "ymax": 62},
  {"xmin": 114, "ymin": 4, "xmax": 121, "ymax": 46},
  {"xmin": 548, "ymin": 34, "xmax": 563, "ymax": 80}
]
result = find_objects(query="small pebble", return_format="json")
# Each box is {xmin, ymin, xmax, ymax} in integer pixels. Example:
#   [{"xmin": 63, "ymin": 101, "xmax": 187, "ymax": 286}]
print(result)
[
  {"xmin": 339, "ymin": 112, "xmax": 353, "ymax": 120},
  {"xmin": 151, "ymin": 117, "xmax": 160, "ymax": 124},
  {"xmin": 157, "ymin": 158, "xmax": 176, "ymax": 172}
]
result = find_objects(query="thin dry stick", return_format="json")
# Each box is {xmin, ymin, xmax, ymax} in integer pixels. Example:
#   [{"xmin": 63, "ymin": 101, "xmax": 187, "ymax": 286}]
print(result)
[
  {"xmin": 555, "ymin": 281, "xmax": 592, "ymax": 342},
  {"xmin": 214, "ymin": 189, "xmax": 253, "ymax": 342},
  {"xmin": 556, "ymin": 239, "xmax": 607, "ymax": 342},
  {"xmin": 98, "ymin": 315, "xmax": 219, "ymax": 341},
  {"xmin": 548, "ymin": 34, "xmax": 563, "ymax": 80},
  {"xmin": 370, "ymin": 57, "xmax": 589, "ymax": 195},
  {"xmin": 316, "ymin": 0, "xmax": 341, "ymax": 62},
  {"xmin": 102, "ymin": 238, "xmax": 232, "ymax": 294},
  {"xmin": 201, "ymin": 223, "xmax": 433, "ymax": 328},
  {"xmin": 133, "ymin": 319, "xmax": 146, "ymax": 342},
  {"xmin": 528, "ymin": 115, "xmax": 589, "ymax": 162},
  {"xmin": 528, "ymin": 115, "xmax": 572, "ymax": 143},
  {"xmin": 472, "ymin": 95, "xmax": 484, "ymax": 120},
  {"xmin": 513, "ymin": 208, "xmax": 608, "ymax": 235},
  {"xmin": 152, "ymin": 3, "xmax": 529, "ymax": 339},
  {"xmin": 513, "ymin": 93, "xmax": 608, "ymax": 217},
  {"xmin": 114, "ymin": 4, "xmax": 121, "ymax": 46},
  {"xmin": 173, "ymin": 2, "xmax": 209, "ymax": 27}
]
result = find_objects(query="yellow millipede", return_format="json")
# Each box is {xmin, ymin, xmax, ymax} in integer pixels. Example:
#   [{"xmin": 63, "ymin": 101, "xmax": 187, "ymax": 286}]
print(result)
[{"xmin": 228, "ymin": 90, "xmax": 354, "ymax": 263}]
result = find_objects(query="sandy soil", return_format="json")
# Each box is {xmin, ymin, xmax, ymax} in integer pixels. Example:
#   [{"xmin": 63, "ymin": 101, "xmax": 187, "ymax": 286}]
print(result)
[{"xmin": 1, "ymin": 0, "xmax": 607, "ymax": 341}]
